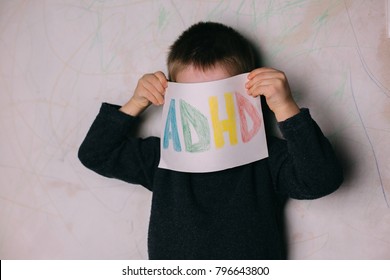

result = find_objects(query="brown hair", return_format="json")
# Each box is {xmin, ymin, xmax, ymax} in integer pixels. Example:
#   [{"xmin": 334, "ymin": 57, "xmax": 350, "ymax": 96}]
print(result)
[{"xmin": 167, "ymin": 22, "xmax": 256, "ymax": 81}]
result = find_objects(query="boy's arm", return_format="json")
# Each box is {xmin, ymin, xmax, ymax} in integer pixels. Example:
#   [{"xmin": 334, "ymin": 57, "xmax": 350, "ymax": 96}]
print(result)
[
  {"xmin": 246, "ymin": 68, "xmax": 300, "ymax": 121},
  {"xmin": 120, "ymin": 71, "xmax": 167, "ymax": 116},
  {"xmin": 247, "ymin": 67, "xmax": 342, "ymax": 198},
  {"xmin": 78, "ymin": 72, "xmax": 168, "ymax": 189},
  {"xmin": 268, "ymin": 109, "xmax": 343, "ymax": 199},
  {"xmin": 78, "ymin": 103, "xmax": 160, "ymax": 191}
]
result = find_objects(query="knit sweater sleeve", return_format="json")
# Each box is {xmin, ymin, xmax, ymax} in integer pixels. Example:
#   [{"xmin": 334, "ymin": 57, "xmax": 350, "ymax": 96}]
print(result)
[
  {"xmin": 268, "ymin": 108, "xmax": 343, "ymax": 199},
  {"xmin": 78, "ymin": 103, "xmax": 160, "ymax": 191}
]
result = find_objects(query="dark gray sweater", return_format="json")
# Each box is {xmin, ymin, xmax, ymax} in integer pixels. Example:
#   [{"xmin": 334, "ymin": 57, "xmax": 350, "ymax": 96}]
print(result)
[{"xmin": 78, "ymin": 103, "xmax": 343, "ymax": 259}]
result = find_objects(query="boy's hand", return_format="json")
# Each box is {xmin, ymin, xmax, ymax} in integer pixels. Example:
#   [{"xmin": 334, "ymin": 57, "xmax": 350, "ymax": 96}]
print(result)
[
  {"xmin": 246, "ymin": 68, "xmax": 300, "ymax": 121},
  {"xmin": 120, "ymin": 71, "xmax": 168, "ymax": 116}
]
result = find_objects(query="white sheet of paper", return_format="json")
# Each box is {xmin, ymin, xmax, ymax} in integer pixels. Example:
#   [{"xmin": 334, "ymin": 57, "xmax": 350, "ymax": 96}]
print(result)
[{"xmin": 158, "ymin": 73, "xmax": 268, "ymax": 173}]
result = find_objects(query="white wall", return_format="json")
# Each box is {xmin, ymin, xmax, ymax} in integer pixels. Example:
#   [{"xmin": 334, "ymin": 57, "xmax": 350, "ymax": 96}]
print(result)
[{"xmin": 0, "ymin": 0, "xmax": 389, "ymax": 259}]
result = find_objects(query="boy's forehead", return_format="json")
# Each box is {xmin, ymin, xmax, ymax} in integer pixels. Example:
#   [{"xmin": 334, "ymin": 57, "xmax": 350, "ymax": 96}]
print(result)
[{"xmin": 175, "ymin": 64, "xmax": 231, "ymax": 83}]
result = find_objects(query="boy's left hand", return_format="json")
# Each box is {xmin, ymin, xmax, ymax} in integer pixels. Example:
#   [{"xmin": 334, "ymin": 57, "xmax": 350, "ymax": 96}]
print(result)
[{"xmin": 246, "ymin": 67, "xmax": 300, "ymax": 122}]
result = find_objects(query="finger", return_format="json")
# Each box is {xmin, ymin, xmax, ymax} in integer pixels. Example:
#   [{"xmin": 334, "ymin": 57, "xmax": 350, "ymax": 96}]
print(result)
[
  {"xmin": 146, "ymin": 73, "xmax": 166, "ymax": 93},
  {"xmin": 248, "ymin": 68, "xmax": 284, "ymax": 82},
  {"xmin": 154, "ymin": 71, "xmax": 168, "ymax": 90},
  {"xmin": 144, "ymin": 82, "xmax": 165, "ymax": 105},
  {"xmin": 247, "ymin": 84, "xmax": 274, "ymax": 97},
  {"xmin": 142, "ymin": 91, "xmax": 160, "ymax": 106},
  {"xmin": 145, "ymin": 73, "xmax": 167, "ymax": 93},
  {"xmin": 246, "ymin": 72, "xmax": 286, "ymax": 89},
  {"xmin": 247, "ymin": 76, "xmax": 282, "ymax": 94},
  {"xmin": 247, "ymin": 67, "xmax": 280, "ymax": 79}
]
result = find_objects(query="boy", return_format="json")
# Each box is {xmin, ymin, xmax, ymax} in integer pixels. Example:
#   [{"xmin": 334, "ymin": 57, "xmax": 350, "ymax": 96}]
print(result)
[{"xmin": 78, "ymin": 22, "xmax": 343, "ymax": 259}]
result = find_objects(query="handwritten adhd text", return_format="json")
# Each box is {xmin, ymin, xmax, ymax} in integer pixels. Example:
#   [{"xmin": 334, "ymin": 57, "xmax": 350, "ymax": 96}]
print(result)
[{"xmin": 163, "ymin": 91, "xmax": 262, "ymax": 153}]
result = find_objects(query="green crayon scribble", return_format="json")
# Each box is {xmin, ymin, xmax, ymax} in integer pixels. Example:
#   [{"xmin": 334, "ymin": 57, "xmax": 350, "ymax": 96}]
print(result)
[
  {"xmin": 333, "ymin": 71, "xmax": 347, "ymax": 99},
  {"xmin": 158, "ymin": 6, "xmax": 169, "ymax": 30}
]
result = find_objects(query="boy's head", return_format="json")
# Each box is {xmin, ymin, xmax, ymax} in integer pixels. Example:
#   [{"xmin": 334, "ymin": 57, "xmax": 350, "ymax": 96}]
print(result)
[{"xmin": 167, "ymin": 22, "xmax": 256, "ymax": 82}]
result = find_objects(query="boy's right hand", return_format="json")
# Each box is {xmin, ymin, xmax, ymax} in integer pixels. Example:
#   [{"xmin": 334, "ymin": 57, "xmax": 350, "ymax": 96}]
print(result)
[{"xmin": 120, "ymin": 71, "xmax": 168, "ymax": 116}]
